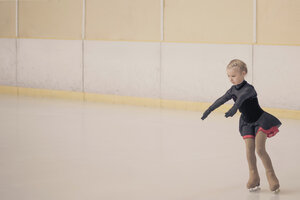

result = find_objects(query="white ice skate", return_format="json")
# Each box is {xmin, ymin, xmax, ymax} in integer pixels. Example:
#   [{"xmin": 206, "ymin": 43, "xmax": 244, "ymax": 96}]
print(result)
[
  {"xmin": 248, "ymin": 184, "xmax": 261, "ymax": 192},
  {"xmin": 272, "ymin": 188, "xmax": 280, "ymax": 194}
]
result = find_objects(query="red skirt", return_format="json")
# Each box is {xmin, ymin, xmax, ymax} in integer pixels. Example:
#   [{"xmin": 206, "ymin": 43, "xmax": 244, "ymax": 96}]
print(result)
[{"xmin": 256, "ymin": 126, "xmax": 280, "ymax": 138}]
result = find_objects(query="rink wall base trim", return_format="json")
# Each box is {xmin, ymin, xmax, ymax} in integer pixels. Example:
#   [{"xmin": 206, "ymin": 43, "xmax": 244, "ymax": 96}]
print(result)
[{"xmin": 1, "ymin": 85, "xmax": 299, "ymax": 120}]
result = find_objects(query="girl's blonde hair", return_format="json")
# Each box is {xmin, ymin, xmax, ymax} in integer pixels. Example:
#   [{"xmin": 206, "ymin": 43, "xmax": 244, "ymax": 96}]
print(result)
[{"xmin": 227, "ymin": 59, "xmax": 248, "ymax": 74}]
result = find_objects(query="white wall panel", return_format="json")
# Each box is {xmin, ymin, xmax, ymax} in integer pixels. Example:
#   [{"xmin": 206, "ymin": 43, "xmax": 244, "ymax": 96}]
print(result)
[
  {"xmin": 17, "ymin": 39, "xmax": 82, "ymax": 91},
  {"xmin": 161, "ymin": 43, "xmax": 253, "ymax": 102},
  {"xmin": 2, "ymin": 37, "xmax": 298, "ymax": 111},
  {"xmin": 253, "ymin": 45, "xmax": 300, "ymax": 110},
  {"xmin": 84, "ymin": 41, "xmax": 161, "ymax": 98},
  {"xmin": 0, "ymin": 39, "xmax": 16, "ymax": 86}
]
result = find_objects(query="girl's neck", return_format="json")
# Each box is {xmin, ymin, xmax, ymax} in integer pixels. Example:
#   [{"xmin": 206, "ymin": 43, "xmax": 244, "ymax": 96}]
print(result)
[{"xmin": 235, "ymin": 80, "xmax": 247, "ymax": 90}]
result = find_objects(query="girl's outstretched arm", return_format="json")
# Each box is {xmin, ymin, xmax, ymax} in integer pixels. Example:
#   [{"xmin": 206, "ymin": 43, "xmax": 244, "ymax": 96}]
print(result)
[{"xmin": 201, "ymin": 89, "xmax": 232, "ymax": 120}]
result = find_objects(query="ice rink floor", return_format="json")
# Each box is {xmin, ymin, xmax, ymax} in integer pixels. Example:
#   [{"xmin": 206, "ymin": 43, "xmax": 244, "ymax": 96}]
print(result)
[{"xmin": 0, "ymin": 94, "xmax": 300, "ymax": 200}]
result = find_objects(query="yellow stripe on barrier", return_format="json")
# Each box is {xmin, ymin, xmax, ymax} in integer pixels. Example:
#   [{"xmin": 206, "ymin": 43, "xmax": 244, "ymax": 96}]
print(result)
[
  {"xmin": 1, "ymin": 85, "xmax": 299, "ymax": 120},
  {"xmin": 18, "ymin": 87, "xmax": 84, "ymax": 101},
  {"xmin": 264, "ymin": 108, "xmax": 300, "ymax": 121},
  {"xmin": 0, "ymin": 85, "xmax": 18, "ymax": 95},
  {"xmin": 85, "ymin": 93, "xmax": 161, "ymax": 108},
  {"xmin": 0, "ymin": 36, "xmax": 17, "ymax": 39}
]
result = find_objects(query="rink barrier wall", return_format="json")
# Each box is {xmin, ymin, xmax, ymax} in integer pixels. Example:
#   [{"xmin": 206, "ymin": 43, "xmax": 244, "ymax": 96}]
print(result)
[
  {"xmin": 2, "ymin": 38, "xmax": 299, "ymax": 110},
  {"xmin": 1, "ymin": 85, "xmax": 299, "ymax": 120}
]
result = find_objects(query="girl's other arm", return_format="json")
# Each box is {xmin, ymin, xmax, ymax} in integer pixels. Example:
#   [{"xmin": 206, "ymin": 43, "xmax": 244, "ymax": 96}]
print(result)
[{"xmin": 225, "ymin": 86, "xmax": 256, "ymax": 118}]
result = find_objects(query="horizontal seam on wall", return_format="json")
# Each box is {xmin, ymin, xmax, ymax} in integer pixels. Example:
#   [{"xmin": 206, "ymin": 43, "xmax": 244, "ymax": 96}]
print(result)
[{"xmin": 1, "ymin": 37, "xmax": 300, "ymax": 46}]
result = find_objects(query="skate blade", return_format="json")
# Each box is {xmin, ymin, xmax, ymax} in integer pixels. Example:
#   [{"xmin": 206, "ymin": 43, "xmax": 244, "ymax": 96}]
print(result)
[
  {"xmin": 249, "ymin": 186, "xmax": 261, "ymax": 192},
  {"xmin": 272, "ymin": 188, "xmax": 280, "ymax": 194}
]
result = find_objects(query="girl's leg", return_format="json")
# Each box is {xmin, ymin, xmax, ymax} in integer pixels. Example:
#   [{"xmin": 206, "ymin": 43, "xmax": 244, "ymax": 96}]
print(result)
[
  {"xmin": 255, "ymin": 131, "xmax": 280, "ymax": 191},
  {"xmin": 244, "ymin": 138, "xmax": 260, "ymax": 189}
]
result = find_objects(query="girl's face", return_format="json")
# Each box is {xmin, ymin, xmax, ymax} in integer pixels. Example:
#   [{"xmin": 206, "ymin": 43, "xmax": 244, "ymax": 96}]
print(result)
[{"xmin": 226, "ymin": 68, "xmax": 246, "ymax": 85}]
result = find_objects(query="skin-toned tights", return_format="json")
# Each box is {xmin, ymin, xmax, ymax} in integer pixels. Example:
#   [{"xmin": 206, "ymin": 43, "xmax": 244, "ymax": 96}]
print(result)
[{"xmin": 244, "ymin": 132, "xmax": 280, "ymax": 191}]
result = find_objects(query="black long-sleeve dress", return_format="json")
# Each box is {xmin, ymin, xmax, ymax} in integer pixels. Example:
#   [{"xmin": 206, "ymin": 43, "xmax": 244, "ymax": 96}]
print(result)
[{"xmin": 203, "ymin": 80, "xmax": 281, "ymax": 139}]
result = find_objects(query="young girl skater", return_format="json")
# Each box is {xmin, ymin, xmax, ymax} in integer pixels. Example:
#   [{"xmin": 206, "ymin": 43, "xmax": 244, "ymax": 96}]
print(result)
[{"xmin": 201, "ymin": 59, "xmax": 281, "ymax": 193}]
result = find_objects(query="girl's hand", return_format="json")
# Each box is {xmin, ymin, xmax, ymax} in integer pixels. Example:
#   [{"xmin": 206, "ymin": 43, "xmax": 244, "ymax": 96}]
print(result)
[
  {"xmin": 201, "ymin": 109, "xmax": 211, "ymax": 120},
  {"xmin": 225, "ymin": 106, "xmax": 237, "ymax": 118}
]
